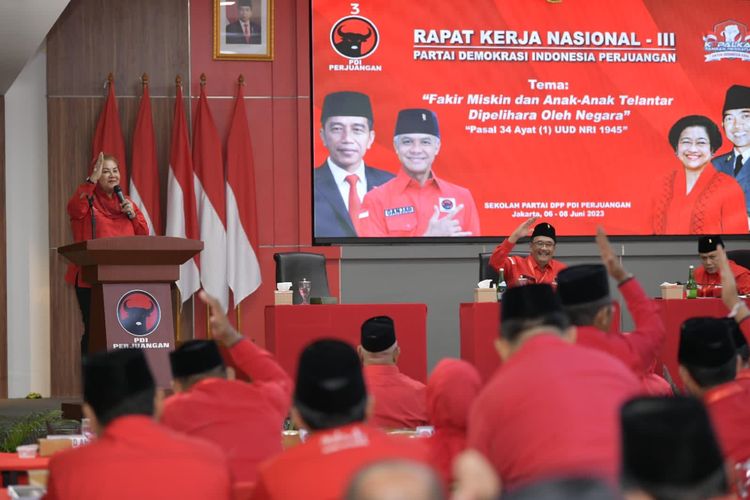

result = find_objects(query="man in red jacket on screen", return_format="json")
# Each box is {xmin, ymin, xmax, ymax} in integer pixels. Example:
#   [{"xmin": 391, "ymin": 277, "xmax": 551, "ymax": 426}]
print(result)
[{"xmin": 358, "ymin": 108, "xmax": 480, "ymax": 237}]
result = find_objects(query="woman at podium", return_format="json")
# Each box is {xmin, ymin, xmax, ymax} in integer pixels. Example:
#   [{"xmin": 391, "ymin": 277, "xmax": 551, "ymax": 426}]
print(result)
[{"xmin": 64, "ymin": 153, "xmax": 149, "ymax": 355}]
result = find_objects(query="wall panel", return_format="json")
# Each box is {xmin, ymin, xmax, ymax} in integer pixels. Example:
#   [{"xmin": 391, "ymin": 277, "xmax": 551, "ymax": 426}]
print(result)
[{"xmin": 0, "ymin": 96, "xmax": 7, "ymax": 397}]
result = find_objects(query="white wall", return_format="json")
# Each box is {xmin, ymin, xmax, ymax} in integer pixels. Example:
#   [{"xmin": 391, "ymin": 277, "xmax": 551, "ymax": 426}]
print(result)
[{"xmin": 5, "ymin": 45, "xmax": 50, "ymax": 397}]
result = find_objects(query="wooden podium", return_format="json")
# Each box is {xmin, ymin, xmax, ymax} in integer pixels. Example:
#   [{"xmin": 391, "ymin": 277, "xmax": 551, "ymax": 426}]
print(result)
[{"xmin": 58, "ymin": 236, "xmax": 203, "ymax": 387}]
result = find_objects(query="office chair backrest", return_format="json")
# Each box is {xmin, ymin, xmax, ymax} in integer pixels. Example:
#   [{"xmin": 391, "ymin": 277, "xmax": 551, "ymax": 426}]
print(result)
[
  {"xmin": 726, "ymin": 249, "xmax": 750, "ymax": 272},
  {"xmin": 273, "ymin": 252, "xmax": 331, "ymax": 304},
  {"xmin": 479, "ymin": 252, "xmax": 499, "ymax": 284}
]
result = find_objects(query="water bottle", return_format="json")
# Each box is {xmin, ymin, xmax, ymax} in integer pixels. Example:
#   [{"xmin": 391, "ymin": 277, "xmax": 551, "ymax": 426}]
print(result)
[{"xmin": 497, "ymin": 268, "xmax": 507, "ymax": 301}]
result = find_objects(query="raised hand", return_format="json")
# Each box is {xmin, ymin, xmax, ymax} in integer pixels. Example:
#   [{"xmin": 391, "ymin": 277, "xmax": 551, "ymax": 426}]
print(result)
[
  {"xmin": 89, "ymin": 152, "xmax": 104, "ymax": 183},
  {"xmin": 423, "ymin": 204, "xmax": 472, "ymax": 237},
  {"xmin": 120, "ymin": 199, "xmax": 135, "ymax": 219},
  {"xmin": 595, "ymin": 226, "xmax": 629, "ymax": 283},
  {"xmin": 508, "ymin": 216, "xmax": 538, "ymax": 243},
  {"xmin": 199, "ymin": 290, "xmax": 242, "ymax": 347},
  {"xmin": 716, "ymin": 244, "xmax": 748, "ymax": 321}
]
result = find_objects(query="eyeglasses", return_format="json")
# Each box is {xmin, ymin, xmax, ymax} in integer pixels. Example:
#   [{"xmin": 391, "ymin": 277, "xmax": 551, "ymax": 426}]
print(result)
[{"xmin": 532, "ymin": 241, "xmax": 555, "ymax": 249}]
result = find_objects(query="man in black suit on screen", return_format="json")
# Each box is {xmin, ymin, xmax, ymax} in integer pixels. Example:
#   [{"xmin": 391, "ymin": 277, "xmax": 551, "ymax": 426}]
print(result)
[{"xmin": 314, "ymin": 91, "xmax": 394, "ymax": 238}]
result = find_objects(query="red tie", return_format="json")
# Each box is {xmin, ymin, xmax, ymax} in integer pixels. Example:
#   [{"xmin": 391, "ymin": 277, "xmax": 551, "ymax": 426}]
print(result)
[
  {"xmin": 243, "ymin": 22, "xmax": 250, "ymax": 43},
  {"xmin": 345, "ymin": 175, "xmax": 362, "ymax": 231}
]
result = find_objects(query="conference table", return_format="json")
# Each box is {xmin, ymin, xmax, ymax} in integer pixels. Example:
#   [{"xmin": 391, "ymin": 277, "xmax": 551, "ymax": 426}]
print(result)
[
  {"xmin": 265, "ymin": 304, "xmax": 428, "ymax": 382},
  {"xmin": 460, "ymin": 301, "xmax": 622, "ymax": 382}
]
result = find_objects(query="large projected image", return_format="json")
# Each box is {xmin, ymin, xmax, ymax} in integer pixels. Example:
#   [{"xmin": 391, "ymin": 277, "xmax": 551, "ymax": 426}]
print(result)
[{"xmin": 311, "ymin": 0, "xmax": 750, "ymax": 241}]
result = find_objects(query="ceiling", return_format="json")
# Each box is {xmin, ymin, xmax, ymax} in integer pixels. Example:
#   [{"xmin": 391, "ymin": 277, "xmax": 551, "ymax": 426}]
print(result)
[{"xmin": 0, "ymin": 0, "xmax": 71, "ymax": 94}]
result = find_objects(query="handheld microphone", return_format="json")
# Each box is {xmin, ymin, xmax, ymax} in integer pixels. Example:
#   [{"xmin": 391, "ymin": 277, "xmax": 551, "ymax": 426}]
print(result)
[{"xmin": 113, "ymin": 185, "xmax": 134, "ymax": 220}]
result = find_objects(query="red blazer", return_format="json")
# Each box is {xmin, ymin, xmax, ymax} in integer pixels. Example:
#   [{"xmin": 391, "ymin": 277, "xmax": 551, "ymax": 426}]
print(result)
[
  {"xmin": 65, "ymin": 182, "xmax": 149, "ymax": 287},
  {"xmin": 704, "ymin": 382, "xmax": 750, "ymax": 463},
  {"xmin": 45, "ymin": 415, "xmax": 232, "ymax": 500},
  {"xmin": 363, "ymin": 364, "xmax": 428, "ymax": 429}
]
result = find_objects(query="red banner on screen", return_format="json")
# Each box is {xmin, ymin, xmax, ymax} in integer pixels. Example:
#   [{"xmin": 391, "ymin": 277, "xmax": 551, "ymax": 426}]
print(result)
[{"xmin": 312, "ymin": 0, "xmax": 750, "ymax": 239}]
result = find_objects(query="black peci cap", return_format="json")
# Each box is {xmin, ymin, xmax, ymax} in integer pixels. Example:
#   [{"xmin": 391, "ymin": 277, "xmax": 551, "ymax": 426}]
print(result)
[
  {"xmin": 294, "ymin": 339, "xmax": 366, "ymax": 414},
  {"xmin": 531, "ymin": 222, "xmax": 556, "ymax": 242},
  {"xmin": 321, "ymin": 91, "xmax": 374, "ymax": 124},
  {"xmin": 556, "ymin": 264, "xmax": 610, "ymax": 306},
  {"xmin": 723, "ymin": 84, "xmax": 750, "ymax": 114},
  {"xmin": 360, "ymin": 316, "xmax": 396, "ymax": 353},
  {"xmin": 83, "ymin": 349, "xmax": 154, "ymax": 418},
  {"xmin": 169, "ymin": 340, "xmax": 224, "ymax": 378},
  {"xmin": 502, "ymin": 284, "xmax": 563, "ymax": 322},
  {"xmin": 678, "ymin": 317, "xmax": 736, "ymax": 368},
  {"xmin": 698, "ymin": 235, "xmax": 724, "ymax": 253},
  {"xmin": 393, "ymin": 108, "xmax": 440, "ymax": 138}
]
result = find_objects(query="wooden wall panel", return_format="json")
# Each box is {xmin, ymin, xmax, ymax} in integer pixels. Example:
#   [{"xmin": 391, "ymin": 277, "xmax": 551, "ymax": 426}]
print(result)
[
  {"xmin": 46, "ymin": 0, "xmax": 190, "ymax": 396},
  {"xmin": 0, "ymin": 95, "xmax": 7, "ymax": 397}
]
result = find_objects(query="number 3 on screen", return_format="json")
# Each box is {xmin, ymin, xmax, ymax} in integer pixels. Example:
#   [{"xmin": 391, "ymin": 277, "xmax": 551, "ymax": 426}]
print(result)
[{"xmin": 350, "ymin": 3, "xmax": 360, "ymax": 14}]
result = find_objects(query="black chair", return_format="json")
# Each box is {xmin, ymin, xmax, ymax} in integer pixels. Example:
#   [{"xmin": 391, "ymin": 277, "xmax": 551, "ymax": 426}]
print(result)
[
  {"xmin": 273, "ymin": 252, "xmax": 331, "ymax": 304},
  {"xmin": 727, "ymin": 249, "xmax": 750, "ymax": 271},
  {"xmin": 479, "ymin": 252, "xmax": 499, "ymax": 284}
]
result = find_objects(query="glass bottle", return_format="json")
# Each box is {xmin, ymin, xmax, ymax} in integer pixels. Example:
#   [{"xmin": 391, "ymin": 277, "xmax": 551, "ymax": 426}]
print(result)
[
  {"xmin": 686, "ymin": 265, "xmax": 698, "ymax": 299},
  {"xmin": 497, "ymin": 268, "xmax": 507, "ymax": 301}
]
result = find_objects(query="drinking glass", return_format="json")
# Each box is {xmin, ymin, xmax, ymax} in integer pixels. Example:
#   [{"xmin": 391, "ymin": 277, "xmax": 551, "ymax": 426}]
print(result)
[
  {"xmin": 298, "ymin": 279, "xmax": 312, "ymax": 305},
  {"xmin": 81, "ymin": 417, "xmax": 95, "ymax": 442}
]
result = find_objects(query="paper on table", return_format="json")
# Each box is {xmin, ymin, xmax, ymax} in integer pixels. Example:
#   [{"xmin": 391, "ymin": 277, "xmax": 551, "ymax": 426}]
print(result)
[{"xmin": 477, "ymin": 279, "xmax": 493, "ymax": 289}]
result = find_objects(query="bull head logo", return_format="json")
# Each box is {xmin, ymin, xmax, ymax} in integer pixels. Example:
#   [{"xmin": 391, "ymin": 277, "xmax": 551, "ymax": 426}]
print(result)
[
  {"xmin": 330, "ymin": 17, "xmax": 379, "ymax": 60},
  {"xmin": 117, "ymin": 291, "xmax": 160, "ymax": 336}
]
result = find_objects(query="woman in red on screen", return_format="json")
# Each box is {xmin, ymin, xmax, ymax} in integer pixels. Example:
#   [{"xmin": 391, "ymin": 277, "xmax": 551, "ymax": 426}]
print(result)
[
  {"xmin": 64, "ymin": 152, "xmax": 149, "ymax": 355},
  {"xmin": 651, "ymin": 115, "xmax": 748, "ymax": 234}
]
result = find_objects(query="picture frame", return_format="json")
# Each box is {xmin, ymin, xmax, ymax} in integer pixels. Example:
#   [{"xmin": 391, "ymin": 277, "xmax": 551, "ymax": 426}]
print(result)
[{"xmin": 213, "ymin": 0, "xmax": 274, "ymax": 61}]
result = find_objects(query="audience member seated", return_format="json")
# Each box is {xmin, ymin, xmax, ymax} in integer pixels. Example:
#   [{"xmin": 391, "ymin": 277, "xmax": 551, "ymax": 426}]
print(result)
[
  {"xmin": 620, "ymin": 396, "xmax": 728, "ymax": 500},
  {"xmin": 344, "ymin": 459, "xmax": 445, "ymax": 500},
  {"xmin": 252, "ymin": 339, "xmax": 430, "ymax": 500},
  {"xmin": 357, "ymin": 316, "xmax": 428, "ymax": 429},
  {"xmin": 425, "ymin": 358, "xmax": 481, "ymax": 486},
  {"xmin": 695, "ymin": 235, "xmax": 750, "ymax": 295},
  {"xmin": 727, "ymin": 318, "xmax": 750, "ymax": 389},
  {"xmin": 467, "ymin": 284, "xmax": 641, "ymax": 489},
  {"xmin": 678, "ymin": 317, "xmax": 750, "ymax": 464},
  {"xmin": 488, "ymin": 217, "xmax": 567, "ymax": 287},
  {"xmin": 46, "ymin": 349, "xmax": 232, "ymax": 500},
  {"xmin": 557, "ymin": 228, "xmax": 669, "ymax": 395},
  {"xmin": 161, "ymin": 291, "xmax": 292, "ymax": 483}
]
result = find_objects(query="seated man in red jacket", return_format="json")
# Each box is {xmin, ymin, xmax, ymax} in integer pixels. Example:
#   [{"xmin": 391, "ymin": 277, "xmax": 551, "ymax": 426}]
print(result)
[
  {"xmin": 556, "ymin": 228, "xmax": 668, "ymax": 395},
  {"xmin": 252, "ymin": 339, "xmax": 430, "ymax": 500},
  {"xmin": 620, "ymin": 396, "xmax": 729, "ymax": 500},
  {"xmin": 489, "ymin": 217, "xmax": 567, "ymax": 287},
  {"xmin": 467, "ymin": 284, "xmax": 641, "ymax": 489},
  {"xmin": 46, "ymin": 349, "xmax": 231, "ymax": 500},
  {"xmin": 678, "ymin": 317, "xmax": 750, "ymax": 464},
  {"xmin": 357, "ymin": 315, "xmax": 427, "ymax": 429},
  {"xmin": 696, "ymin": 235, "xmax": 750, "ymax": 295},
  {"xmin": 161, "ymin": 292, "xmax": 292, "ymax": 483}
]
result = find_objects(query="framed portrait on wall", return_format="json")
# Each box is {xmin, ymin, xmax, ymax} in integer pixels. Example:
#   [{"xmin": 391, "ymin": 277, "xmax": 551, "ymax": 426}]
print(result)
[{"xmin": 213, "ymin": 0, "xmax": 273, "ymax": 60}]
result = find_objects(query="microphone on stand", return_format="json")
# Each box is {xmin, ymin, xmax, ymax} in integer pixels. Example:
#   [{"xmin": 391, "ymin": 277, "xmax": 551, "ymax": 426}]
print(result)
[
  {"xmin": 113, "ymin": 185, "xmax": 134, "ymax": 220},
  {"xmin": 87, "ymin": 195, "xmax": 96, "ymax": 239}
]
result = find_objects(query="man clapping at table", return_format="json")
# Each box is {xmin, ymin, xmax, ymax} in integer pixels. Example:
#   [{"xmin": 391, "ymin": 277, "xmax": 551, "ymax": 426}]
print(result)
[
  {"xmin": 161, "ymin": 291, "xmax": 292, "ymax": 483},
  {"xmin": 46, "ymin": 349, "xmax": 231, "ymax": 499}
]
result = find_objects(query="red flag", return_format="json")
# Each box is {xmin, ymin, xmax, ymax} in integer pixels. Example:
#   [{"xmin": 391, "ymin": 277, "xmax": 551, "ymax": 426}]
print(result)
[
  {"xmin": 92, "ymin": 73, "xmax": 128, "ymax": 193},
  {"xmin": 165, "ymin": 79, "xmax": 200, "ymax": 301},
  {"xmin": 130, "ymin": 75, "xmax": 161, "ymax": 235},
  {"xmin": 193, "ymin": 77, "xmax": 228, "ymax": 311},
  {"xmin": 226, "ymin": 77, "xmax": 261, "ymax": 305}
]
